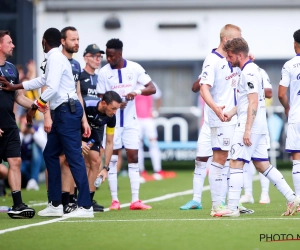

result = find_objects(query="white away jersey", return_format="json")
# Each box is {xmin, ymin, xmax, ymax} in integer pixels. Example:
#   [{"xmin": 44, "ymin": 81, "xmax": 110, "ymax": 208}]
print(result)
[
  {"xmin": 260, "ymin": 68, "xmax": 272, "ymax": 89},
  {"xmin": 236, "ymin": 61, "xmax": 268, "ymax": 134},
  {"xmin": 96, "ymin": 59, "xmax": 151, "ymax": 127},
  {"xmin": 200, "ymin": 49, "xmax": 239, "ymax": 128},
  {"xmin": 279, "ymin": 55, "xmax": 300, "ymax": 124}
]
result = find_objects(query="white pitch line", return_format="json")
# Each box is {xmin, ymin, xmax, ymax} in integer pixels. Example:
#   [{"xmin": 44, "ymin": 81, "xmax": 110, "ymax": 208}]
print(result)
[
  {"xmin": 0, "ymin": 175, "xmax": 261, "ymax": 235},
  {"xmin": 58, "ymin": 217, "xmax": 300, "ymax": 223}
]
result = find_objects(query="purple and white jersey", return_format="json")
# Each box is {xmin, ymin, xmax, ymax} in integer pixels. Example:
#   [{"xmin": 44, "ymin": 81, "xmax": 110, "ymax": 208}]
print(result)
[
  {"xmin": 200, "ymin": 49, "xmax": 239, "ymax": 128},
  {"xmin": 279, "ymin": 54, "xmax": 300, "ymax": 124},
  {"xmin": 96, "ymin": 59, "xmax": 151, "ymax": 127},
  {"xmin": 236, "ymin": 61, "xmax": 268, "ymax": 134}
]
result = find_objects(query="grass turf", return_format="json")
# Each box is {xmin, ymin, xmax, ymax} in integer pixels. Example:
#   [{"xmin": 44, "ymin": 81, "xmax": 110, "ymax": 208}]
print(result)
[{"xmin": 0, "ymin": 170, "xmax": 299, "ymax": 250}]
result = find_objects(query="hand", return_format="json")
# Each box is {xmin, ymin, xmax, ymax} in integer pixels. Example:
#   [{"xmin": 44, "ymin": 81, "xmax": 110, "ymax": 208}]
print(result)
[
  {"xmin": 124, "ymin": 92, "xmax": 137, "ymax": 101},
  {"xmin": 214, "ymin": 105, "xmax": 226, "ymax": 122},
  {"xmin": 0, "ymin": 128, "xmax": 3, "ymax": 137},
  {"xmin": 26, "ymin": 109, "xmax": 36, "ymax": 125},
  {"xmin": 97, "ymin": 169, "xmax": 108, "ymax": 182},
  {"xmin": 243, "ymin": 130, "xmax": 252, "ymax": 146},
  {"xmin": 81, "ymin": 141, "xmax": 91, "ymax": 155},
  {"xmin": 0, "ymin": 76, "xmax": 15, "ymax": 91},
  {"xmin": 120, "ymin": 101, "xmax": 128, "ymax": 110},
  {"xmin": 82, "ymin": 120, "xmax": 91, "ymax": 138},
  {"xmin": 248, "ymin": 53, "xmax": 255, "ymax": 61},
  {"xmin": 284, "ymin": 107, "xmax": 290, "ymax": 117},
  {"xmin": 223, "ymin": 112, "xmax": 232, "ymax": 122},
  {"xmin": 38, "ymin": 105, "xmax": 48, "ymax": 114},
  {"xmin": 44, "ymin": 115, "xmax": 52, "ymax": 133}
]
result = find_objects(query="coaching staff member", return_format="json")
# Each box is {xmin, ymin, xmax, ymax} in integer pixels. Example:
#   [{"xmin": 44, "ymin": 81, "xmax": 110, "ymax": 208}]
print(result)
[
  {"xmin": 28, "ymin": 28, "xmax": 93, "ymax": 218},
  {"xmin": 0, "ymin": 30, "xmax": 38, "ymax": 219}
]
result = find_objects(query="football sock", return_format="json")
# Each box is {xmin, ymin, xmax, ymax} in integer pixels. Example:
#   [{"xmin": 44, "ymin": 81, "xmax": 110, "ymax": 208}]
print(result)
[
  {"xmin": 260, "ymin": 173, "xmax": 270, "ymax": 194},
  {"xmin": 209, "ymin": 161, "xmax": 223, "ymax": 208},
  {"xmin": 243, "ymin": 162, "xmax": 254, "ymax": 196},
  {"xmin": 192, "ymin": 160, "xmax": 208, "ymax": 203},
  {"xmin": 12, "ymin": 190, "xmax": 22, "ymax": 206},
  {"xmin": 90, "ymin": 191, "xmax": 95, "ymax": 201},
  {"xmin": 227, "ymin": 168, "xmax": 243, "ymax": 211},
  {"xmin": 292, "ymin": 160, "xmax": 300, "ymax": 196},
  {"xmin": 262, "ymin": 165, "xmax": 295, "ymax": 202},
  {"xmin": 128, "ymin": 163, "xmax": 140, "ymax": 203},
  {"xmin": 149, "ymin": 140, "xmax": 162, "ymax": 173},
  {"xmin": 108, "ymin": 155, "xmax": 118, "ymax": 201},
  {"xmin": 61, "ymin": 192, "xmax": 70, "ymax": 206},
  {"xmin": 220, "ymin": 160, "xmax": 230, "ymax": 204}
]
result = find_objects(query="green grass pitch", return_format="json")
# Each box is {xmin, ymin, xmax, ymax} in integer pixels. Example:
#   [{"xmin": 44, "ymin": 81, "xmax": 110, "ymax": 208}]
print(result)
[{"xmin": 0, "ymin": 169, "xmax": 299, "ymax": 250}]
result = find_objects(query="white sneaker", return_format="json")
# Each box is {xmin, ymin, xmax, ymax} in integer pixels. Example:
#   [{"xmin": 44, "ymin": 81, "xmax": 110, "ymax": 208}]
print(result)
[
  {"xmin": 210, "ymin": 203, "xmax": 226, "ymax": 217},
  {"xmin": 282, "ymin": 195, "xmax": 300, "ymax": 216},
  {"xmin": 259, "ymin": 193, "xmax": 271, "ymax": 204},
  {"xmin": 238, "ymin": 203, "xmax": 254, "ymax": 214},
  {"xmin": 152, "ymin": 173, "xmax": 163, "ymax": 180},
  {"xmin": 62, "ymin": 206, "xmax": 94, "ymax": 218},
  {"xmin": 26, "ymin": 179, "xmax": 39, "ymax": 191},
  {"xmin": 239, "ymin": 194, "xmax": 254, "ymax": 204},
  {"xmin": 38, "ymin": 203, "xmax": 63, "ymax": 217},
  {"xmin": 214, "ymin": 208, "xmax": 240, "ymax": 217},
  {"xmin": 139, "ymin": 176, "xmax": 146, "ymax": 184}
]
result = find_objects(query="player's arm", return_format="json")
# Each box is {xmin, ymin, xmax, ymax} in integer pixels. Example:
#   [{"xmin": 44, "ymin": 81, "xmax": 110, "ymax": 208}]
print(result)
[
  {"xmin": 126, "ymin": 81, "xmax": 156, "ymax": 101},
  {"xmin": 14, "ymin": 90, "xmax": 33, "ymax": 109},
  {"xmin": 191, "ymin": 79, "xmax": 200, "ymax": 93},
  {"xmin": 264, "ymin": 88, "xmax": 272, "ymax": 99},
  {"xmin": 41, "ymin": 85, "xmax": 52, "ymax": 133},
  {"xmin": 200, "ymin": 84, "xmax": 225, "ymax": 122},
  {"xmin": 98, "ymin": 126, "xmax": 115, "ymax": 182},
  {"xmin": 76, "ymin": 81, "xmax": 91, "ymax": 138},
  {"xmin": 224, "ymin": 106, "xmax": 237, "ymax": 122},
  {"xmin": 278, "ymin": 85, "xmax": 289, "ymax": 116},
  {"xmin": 244, "ymin": 92, "xmax": 258, "ymax": 147}
]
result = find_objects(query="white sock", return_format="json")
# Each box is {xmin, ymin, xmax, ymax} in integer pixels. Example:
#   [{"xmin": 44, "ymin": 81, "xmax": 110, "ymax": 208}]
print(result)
[
  {"xmin": 220, "ymin": 160, "xmax": 230, "ymax": 204},
  {"xmin": 262, "ymin": 165, "xmax": 295, "ymax": 202},
  {"xmin": 227, "ymin": 168, "xmax": 243, "ymax": 211},
  {"xmin": 108, "ymin": 155, "xmax": 118, "ymax": 201},
  {"xmin": 243, "ymin": 162, "xmax": 253, "ymax": 196},
  {"xmin": 260, "ymin": 172, "xmax": 270, "ymax": 194},
  {"xmin": 209, "ymin": 161, "xmax": 223, "ymax": 208},
  {"xmin": 138, "ymin": 142, "xmax": 145, "ymax": 172},
  {"xmin": 149, "ymin": 140, "xmax": 162, "ymax": 173},
  {"xmin": 192, "ymin": 160, "xmax": 207, "ymax": 203},
  {"xmin": 128, "ymin": 163, "xmax": 140, "ymax": 203},
  {"xmin": 292, "ymin": 160, "xmax": 300, "ymax": 196}
]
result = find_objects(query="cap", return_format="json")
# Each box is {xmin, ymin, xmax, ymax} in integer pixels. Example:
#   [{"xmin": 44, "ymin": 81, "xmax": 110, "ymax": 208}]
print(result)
[{"xmin": 83, "ymin": 44, "xmax": 105, "ymax": 56}]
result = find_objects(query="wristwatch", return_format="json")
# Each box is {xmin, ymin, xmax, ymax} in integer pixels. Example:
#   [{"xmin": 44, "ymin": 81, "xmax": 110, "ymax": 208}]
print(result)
[
  {"xmin": 31, "ymin": 103, "xmax": 38, "ymax": 111},
  {"xmin": 103, "ymin": 166, "xmax": 110, "ymax": 172}
]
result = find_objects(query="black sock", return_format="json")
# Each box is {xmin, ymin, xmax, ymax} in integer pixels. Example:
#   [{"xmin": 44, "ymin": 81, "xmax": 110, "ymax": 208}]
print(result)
[
  {"xmin": 90, "ymin": 192, "xmax": 95, "ymax": 201},
  {"xmin": 12, "ymin": 190, "xmax": 23, "ymax": 206},
  {"xmin": 82, "ymin": 206, "xmax": 91, "ymax": 209},
  {"xmin": 74, "ymin": 187, "xmax": 78, "ymax": 198},
  {"xmin": 69, "ymin": 194, "xmax": 76, "ymax": 204},
  {"xmin": 51, "ymin": 201, "xmax": 61, "ymax": 207},
  {"xmin": 61, "ymin": 192, "xmax": 70, "ymax": 206}
]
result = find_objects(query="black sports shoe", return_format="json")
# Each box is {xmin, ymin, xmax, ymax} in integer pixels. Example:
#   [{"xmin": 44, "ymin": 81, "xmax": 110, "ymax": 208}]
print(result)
[
  {"xmin": 63, "ymin": 203, "xmax": 77, "ymax": 214},
  {"xmin": 7, "ymin": 203, "xmax": 35, "ymax": 219},
  {"xmin": 92, "ymin": 200, "xmax": 104, "ymax": 212}
]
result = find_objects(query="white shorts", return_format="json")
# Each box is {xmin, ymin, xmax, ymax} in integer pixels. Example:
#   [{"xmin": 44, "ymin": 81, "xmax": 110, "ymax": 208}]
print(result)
[
  {"xmin": 230, "ymin": 131, "xmax": 269, "ymax": 163},
  {"xmin": 138, "ymin": 118, "xmax": 158, "ymax": 140},
  {"xmin": 286, "ymin": 123, "xmax": 300, "ymax": 152},
  {"xmin": 196, "ymin": 121, "xmax": 213, "ymax": 157},
  {"xmin": 103, "ymin": 126, "xmax": 139, "ymax": 150},
  {"xmin": 211, "ymin": 125, "xmax": 235, "ymax": 151}
]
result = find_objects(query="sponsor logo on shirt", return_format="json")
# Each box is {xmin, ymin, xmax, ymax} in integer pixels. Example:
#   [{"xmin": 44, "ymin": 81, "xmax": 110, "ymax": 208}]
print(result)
[
  {"xmin": 225, "ymin": 72, "xmax": 238, "ymax": 80},
  {"xmin": 127, "ymin": 73, "xmax": 133, "ymax": 81},
  {"xmin": 247, "ymin": 82, "xmax": 254, "ymax": 89},
  {"xmin": 85, "ymin": 78, "xmax": 90, "ymax": 82},
  {"xmin": 111, "ymin": 83, "xmax": 133, "ymax": 89},
  {"xmin": 108, "ymin": 76, "xmax": 113, "ymax": 79}
]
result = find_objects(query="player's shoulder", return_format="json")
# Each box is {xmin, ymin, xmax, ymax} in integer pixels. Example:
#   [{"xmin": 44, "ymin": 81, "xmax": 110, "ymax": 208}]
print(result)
[
  {"xmin": 125, "ymin": 60, "xmax": 144, "ymax": 70},
  {"xmin": 203, "ymin": 51, "xmax": 224, "ymax": 67},
  {"xmin": 5, "ymin": 61, "xmax": 17, "ymax": 71},
  {"xmin": 283, "ymin": 56, "xmax": 300, "ymax": 69},
  {"xmin": 79, "ymin": 69, "xmax": 89, "ymax": 79},
  {"xmin": 99, "ymin": 63, "xmax": 113, "ymax": 73}
]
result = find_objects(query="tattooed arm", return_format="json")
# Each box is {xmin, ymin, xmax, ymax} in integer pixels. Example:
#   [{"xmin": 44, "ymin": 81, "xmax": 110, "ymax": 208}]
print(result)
[
  {"xmin": 244, "ymin": 92, "xmax": 258, "ymax": 146},
  {"xmin": 14, "ymin": 89, "xmax": 33, "ymax": 109}
]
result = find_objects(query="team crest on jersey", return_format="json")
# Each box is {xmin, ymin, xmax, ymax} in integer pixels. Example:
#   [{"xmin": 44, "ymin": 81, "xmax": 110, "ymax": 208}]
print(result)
[
  {"xmin": 247, "ymin": 82, "xmax": 254, "ymax": 89},
  {"xmin": 6, "ymin": 69, "xmax": 13, "ymax": 75},
  {"xmin": 127, "ymin": 73, "xmax": 133, "ymax": 81},
  {"xmin": 223, "ymin": 138, "xmax": 230, "ymax": 146}
]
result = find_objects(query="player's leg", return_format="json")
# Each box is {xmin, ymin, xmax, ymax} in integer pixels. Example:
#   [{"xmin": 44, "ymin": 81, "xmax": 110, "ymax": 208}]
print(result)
[
  {"xmin": 106, "ymin": 127, "xmax": 121, "ymax": 210},
  {"xmin": 180, "ymin": 122, "xmax": 212, "ymax": 210},
  {"xmin": 209, "ymin": 125, "xmax": 234, "ymax": 214},
  {"xmin": 240, "ymin": 162, "xmax": 255, "ymax": 204},
  {"xmin": 60, "ymin": 155, "xmax": 73, "ymax": 211},
  {"xmin": 259, "ymin": 173, "xmax": 270, "ymax": 204},
  {"xmin": 4, "ymin": 128, "xmax": 35, "ymax": 218},
  {"xmin": 124, "ymin": 126, "xmax": 151, "ymax": 210},
  {"xmin": 86, "ymin": 143, "xmax": 104, "ymax": 212}
]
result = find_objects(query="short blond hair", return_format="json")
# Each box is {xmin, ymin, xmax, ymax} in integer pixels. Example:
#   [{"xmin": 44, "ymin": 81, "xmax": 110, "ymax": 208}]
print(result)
[{"xmin": 220, "ymin": 24, "xmax": 241, "ymax": 42}]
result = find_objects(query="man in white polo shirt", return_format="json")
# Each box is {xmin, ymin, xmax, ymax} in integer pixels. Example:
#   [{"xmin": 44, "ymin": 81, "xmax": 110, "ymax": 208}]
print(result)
[{"xmin": 97, "ymin": 38, "xmax": 156, "ymax": 210}]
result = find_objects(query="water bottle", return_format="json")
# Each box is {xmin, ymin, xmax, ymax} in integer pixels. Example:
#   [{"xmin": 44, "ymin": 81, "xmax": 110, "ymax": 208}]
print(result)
[
  {"xmin": 87, "ymin": 139, "xmax": 95, "ymax": 148},
  {"xmin": 0, "ymin": 206, "xmax": 11, "ymax": 212},
  {"xmin": 94, "ymin": 176, "xmax": 103, "ymax": 188},
  {"xmin": 82, "ymin": 139, "xmax": 95, "ymax": 155}
]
